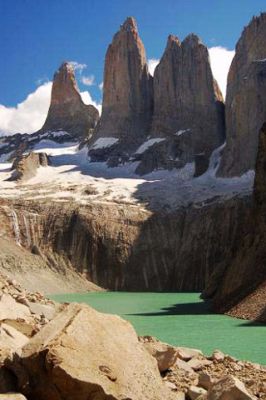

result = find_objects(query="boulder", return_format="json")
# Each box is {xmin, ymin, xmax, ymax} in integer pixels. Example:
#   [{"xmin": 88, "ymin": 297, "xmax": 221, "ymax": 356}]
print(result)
[
  {"xmin": 187, "ymin": 358, "xmax": 212, "ymax": 371},
  {"xmin": 142, "ymin": 339, "xmax": 179, "ymax": 372},
  {"xmin": 175, "ymin": 359, "xmax": 195, "ymax": 374},
  {"xmin": 27, "ymin": 302, "xmax": 55, "ymax": 321},
  {"xmin": 198, "ymin": 372, "xmax": 215, "ymax": 390},
  {"xmin": 0, "ymin": 295, "xmax": 31, "ymax": 321},
  {"xmin": 9, "ymin": 303, "xmax": 176, "ymax": 400},
  {"xmin": 207, "ymin": 375, "xmax": 257, "ymax": 400},
  {"xmin": 176, "ymin": 347, "xmax": 203, "ymax": 361},
  {"xmin": 40, "ymin": 62, "xmax": 99, "ymax": 139},
  {"xmin": 212, "ymin": 350, "xmax": 225, "ymax": 362},
  {"xmin": 0, "ymin": 323, "xmax": 28, "ymax": 354},
  {"xmin": 218, "ymin": 13, "xmax": 266, "ymax": 176},
  {"xmin": 90, "ymin": 17, "xmax": 153, "ymax": 161},
  {"xmin": 8, "ymin": 152, "xmax": 49, "ymax": 181},
  {"xmin": 188, "ymin": 385, "xmax": 207, "ymax": 400}
]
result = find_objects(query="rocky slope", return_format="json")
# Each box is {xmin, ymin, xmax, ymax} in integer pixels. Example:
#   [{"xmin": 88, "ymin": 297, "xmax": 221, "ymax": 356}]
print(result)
[
  {"xmin": 139, "ymin": 34, "xmax": 224, "ymax": 175},
  {"xmin": 218, "ymin": 13, "xmax": 266, "ymax": 177},
  {"xmin": 89, "ymin": 17, "xmax": 153, "ymax": 163}
]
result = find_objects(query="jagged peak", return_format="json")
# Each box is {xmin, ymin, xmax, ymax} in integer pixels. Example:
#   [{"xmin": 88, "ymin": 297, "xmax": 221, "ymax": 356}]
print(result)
[
  {"xmin": 182, "ymin": 33, "xmax": 203, "ymax": 47},
  {"xmin": 166, "ymin": 34, "xmax": 181, "ymax": 48},
  {"xmin": 57, "ymin": 61, "xmax": 74, "ymax": 74},
  {"xmin": 238, "ymin": 12, "xmax": 266, "ymax": 45},
  {"xmin": 121, "ymin": 17, "xmax": 138, "ymax": 33}
]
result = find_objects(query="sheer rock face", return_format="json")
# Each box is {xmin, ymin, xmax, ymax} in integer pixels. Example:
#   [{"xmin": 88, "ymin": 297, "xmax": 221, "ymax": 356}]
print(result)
[
  {"xmin": 91, "ymin": 17, "xmax": 153, "ymax": 157},
  {"xmin": 204, "ymin": 124, "xmax": 266, "ymax": 320},
  {"xmin": 218, "ymin": 13, "xmax": 266, "ymax": 177},
  {"xmin": 40, "ymin": 62, "xmax": 99, "ymax": 138},
  {"xmin": 151, "ymin": 34, "xmax": 225, "ymax": 157}
]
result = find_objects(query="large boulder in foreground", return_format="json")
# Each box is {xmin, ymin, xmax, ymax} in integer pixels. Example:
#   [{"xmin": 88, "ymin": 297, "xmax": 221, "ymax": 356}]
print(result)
[
  {"xmin": 218, "ymin": 13, "xmax": 266, "ymax": 177},
  {"xmin": 40, "ymin": 62, "xmax": 99, "ymax": 139},
  {"xmin": 10, "ymin": 303, "xmax": 176, "ymax": 400}
]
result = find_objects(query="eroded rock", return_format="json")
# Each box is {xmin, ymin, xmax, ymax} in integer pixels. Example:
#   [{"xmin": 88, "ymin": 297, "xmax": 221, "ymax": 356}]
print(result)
[
  {"xmin": 10, "ymin": 303, "xmax": 176, "ymax": 400},
  {"xmin": 8, "ymin": 152, "xmax": 49, "ymax": 181},
  {"xmin": 207, "ymin": 375, "xmax": 257, "ymax": 400}
]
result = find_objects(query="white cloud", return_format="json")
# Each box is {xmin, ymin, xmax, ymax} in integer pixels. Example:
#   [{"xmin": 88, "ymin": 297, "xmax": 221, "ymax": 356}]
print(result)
[
  {"xmin": 80, "ymin": 75, "xmax": 95, "ymax": 86},
  {"xmin": 148, "ymin": 58, "xmax": 159, "ymax": 76},
  {"xmin": 0, "ymin": 82, "xmax": 102, "ymax": 136},
  {"xmin": 80, "ymin": 91, "xmax": 102, "ymax": 115},
  {"xmin": 208, "ymin": 46, "xmax": 235, "ymax": 98},
  {"xmin": 148, "ymin": 47, "xmax": 234, "ymax": 99},
  {"xmin": 99, "ymin": 82, "xmax": 103, "ymax": 91},
  {"xmin": 69, "ymin": 61, "xmax": 87, "ymax": 73},
  {"xmin": 0, "ymin": 82, "xmax": 52, "ymax": 135}
]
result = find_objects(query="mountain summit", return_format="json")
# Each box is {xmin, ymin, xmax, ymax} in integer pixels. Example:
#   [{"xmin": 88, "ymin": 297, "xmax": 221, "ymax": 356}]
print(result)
[{"xmin": 40, "ymin": 62, "xmax": 99, "ymax": 139}]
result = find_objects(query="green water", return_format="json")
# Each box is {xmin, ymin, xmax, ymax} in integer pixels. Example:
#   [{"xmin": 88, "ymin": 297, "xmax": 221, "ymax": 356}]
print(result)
[{"xmin": 50, "ymin": 292, "xmax": 266, "ymax": 365}]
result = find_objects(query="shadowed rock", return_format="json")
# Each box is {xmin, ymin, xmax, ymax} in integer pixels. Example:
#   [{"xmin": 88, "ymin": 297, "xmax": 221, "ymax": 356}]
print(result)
[
  {"xmin": 218, "ymin": 13, "xmax": 266, "ymax": 177},
  {"xmin": 136, "ymin": 33, "xmax": 225, "ymax": 175},
  {"xmin": 203, "ymin": 123, "xmax": 266, "ymax": 320}
]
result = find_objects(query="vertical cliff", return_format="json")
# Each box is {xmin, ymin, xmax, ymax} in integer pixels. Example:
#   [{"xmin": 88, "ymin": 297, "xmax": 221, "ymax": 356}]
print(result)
[
  {"xmin": 135, "ymin": 33, "xmax": 225, "ymax": 175},
  {"xmin": 152, "ymin": 34, "xmax": 225, "ymax": 156},
  {"xmin": 204, "ymin": 123, "xmax": 266, "ymax": 320},
  {"xmin": 218, "ymin": 13, "xmax": 266, "ymax": 177},
  {"xmin": 40, "ymin": 62, "xmax": 99, "ymax": 138},
  {"xmin": 89, "ymin": 17, "xmax": 153, "ymax": 161}
]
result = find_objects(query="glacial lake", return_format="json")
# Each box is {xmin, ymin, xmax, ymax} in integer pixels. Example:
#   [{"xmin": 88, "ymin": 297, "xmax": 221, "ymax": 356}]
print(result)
[{"xmin": 50, "ymin": 292, "xmax": 266, "ymax": 365}]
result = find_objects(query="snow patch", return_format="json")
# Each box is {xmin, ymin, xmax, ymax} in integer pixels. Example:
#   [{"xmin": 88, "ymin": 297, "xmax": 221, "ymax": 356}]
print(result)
[
  {"xmin": 135, "ymin": 138, "xmax": 165, "ymax": 154},
  {"xmin": 91, "ymin": 137, "xmax": 118, "ymax": 150},
  {"xmin": 29, "ymin": 140, "xmax": 79, "ymax": 157},
  {"xmin": 175, "ymin": 129, "xmax": 191, "ymax": 136}
]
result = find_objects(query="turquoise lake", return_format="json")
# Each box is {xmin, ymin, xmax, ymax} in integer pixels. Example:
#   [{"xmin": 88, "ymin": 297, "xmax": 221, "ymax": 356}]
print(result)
[{"xmin": 50, "ymin": 292, "xmax": 266, "ymax": 365}]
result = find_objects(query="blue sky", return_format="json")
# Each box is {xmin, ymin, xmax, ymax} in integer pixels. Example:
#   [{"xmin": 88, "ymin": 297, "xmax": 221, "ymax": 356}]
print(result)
[{"xmin": 0, "ymin": 0, "xmax": 265, "ymax": 134}]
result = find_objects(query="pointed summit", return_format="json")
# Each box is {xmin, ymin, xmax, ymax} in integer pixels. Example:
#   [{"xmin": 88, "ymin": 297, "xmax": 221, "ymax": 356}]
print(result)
[
  {"xmin": 121, "ymin": 17, "xmax": 138, "ymax": 33},
  {"xmin": 182, "ymin": 33, "xmax": 202, "ymax": 47},
  {"xmin": 166, "ymin": 34, "xmax": 180, "ymax": 49},
  {"xmin": 91, "ymin": 17, "xmax": 153, "ymax": 160},
  {"xmin": 40, "ymin": 62, "xmax": 99, "ymax": 138}
]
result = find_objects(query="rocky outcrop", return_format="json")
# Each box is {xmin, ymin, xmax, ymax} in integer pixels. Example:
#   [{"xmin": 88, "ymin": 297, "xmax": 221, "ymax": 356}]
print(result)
[
  {"xmin": 8, "ymin": 152, "xmax": 49, "ymax": 181},
  {"xmin": 40, "ymin": 62, "xmax": 99, "ymax": 138},
  {"xmin": 9, "ymin": 303, "xmax": 176, "ymax": 400},
  {"xmin": 204, "ymin": 123, "xmax": 266, "ymax": 319},
  {"xmin": 140, "ymin": 337, "xmax": 264, "ymax": 398},
  {"xmin": 89, "ymin": 17, "xmax": 153, "ymax": 162},
  {"xmin": 218, "ymin": 13, "xmax": 266, "ymax": 177},
  {"xmin": 151, "ymin": 34, "xmax": 224, "ymax": 157}
]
